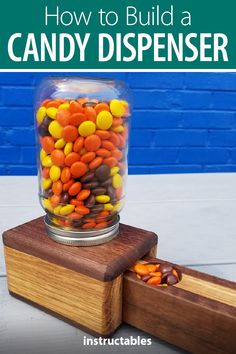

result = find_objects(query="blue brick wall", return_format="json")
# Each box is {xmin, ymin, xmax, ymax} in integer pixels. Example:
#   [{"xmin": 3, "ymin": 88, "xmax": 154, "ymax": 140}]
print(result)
[{"xmin": 1, "ymin": 72, "xmax": 236, "ymax": 175}]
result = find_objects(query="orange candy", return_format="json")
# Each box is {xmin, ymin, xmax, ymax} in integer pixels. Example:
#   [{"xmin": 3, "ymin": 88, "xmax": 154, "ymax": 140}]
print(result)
[
  {"xmin": 84, "ymin": 106, "xmax": 97, "ymax": 122},
  {"xmin": 134, "ymin": 264, "xmax": 150, "ymax": 276},
  {"xmin": 70, "ymin": 161, "xmax": 87, "ymax": 178},
  {"xmin": 111, "ymin": 149, "xmax": 123, "ymax": 160},
  {"xmin": 95, "ymin": 102, "xmax": 110, "ymax": 114},
  {"xmin": 69, "ymin": 101, "xmax": 83, "ymax": 114},
  {"xmin": 51, "ymin": 149, "xmax": 65, "ymax": 167},
  {"xmin": 76, "ymin": 189, "xmax": 91, "ymax": 201},
  {"xmin": 96, "ymin": 148, "xmax": 111, "ymax": 158},
  {"xmin": 109, "ymin": 132, "xmax": 120, "ymax": 146},
  {"xmin": 112, "ymin": 117, "xmax": 123, "ymax": 126},
  {"xmin": 68, "ymin": 182, "xmax": 82, "ymax": 196},
  {"xmin": 42, "ymin": 167, "xmax": 50, "ymax": 178},
  {"xmin": 70, "ymin": 199, "xmax": 84, "ymax": 206},
  {"xmin": 101, "ymin": 140, "xmax": 115, "ymax": 151},
  {"xmin": 65, "ymin": 152, "xmax": 80, "ymax": 166},
  {"xmin": 146, "ymin": 264, "xmax": 158, "ymax": 273},
  {"xmin": 103, "ymin": 157, "xmax": 117, "ymax": 168},
  {"xmin": 73, "ymin": 137, "xmax": 84, "ymax": 153},
  {"xmin": 68, "ymin": 212, "xmax": 83, "ymax": 220},
  {"xmin": 84, "ymin": 135, "xmax": 101, "ymax": 152},
  {"xmin": 80, "ymin": 152, "xmax": 96, "ymax": 163},
  {"xmin": 95, "ymin": 222, "xmax": 108, "ymax": 229},
  {"xmin": 50, "ymin": 194, "xmax": 61, "ymax": 207},
  {"xmin": 42, "ymin": 136, "xmax": 54, "ymax": 154},
  {"xmin": 75, "ymin": 205, "xmax": 90, "ymax": 215},
  {"xmin": 147, "ymin": 277, "xmax": 162, "ymax": 285},
  {"xmin": 62, "ymin": 125, "xmax": 78, "ymax": 142},
  {"xmin": 69, "ymin": 113, "xmax": 86, "ymax": 126},
  {"xmin": 63, "ymin": 179, "xmax": 74, "ymax": 191},
  {"xmin": 82, "ymin": 222, "xmax": 96, "ymax": 229},
  {"xmin": 56, "ymin": 109, "xmax": 71, "ymax": 126},
  {"xmin": 96, "ymin": 130, "xmax": 111, "ymax": 140},
  {"xmin": 61, "ymin": 167, "xmax": 71, "ymax": 183},
  {"xmin": 52, "ymin": 180, "xmax": 63, "ymax": 195},
  {"xmin": 89, "ymin": 157, "xmax": 103, "ymax": 169}
]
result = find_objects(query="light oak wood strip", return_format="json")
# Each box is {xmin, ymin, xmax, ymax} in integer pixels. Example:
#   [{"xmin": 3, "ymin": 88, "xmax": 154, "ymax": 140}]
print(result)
[
  {"xmin": 176, "ymin": 273, "xmax": 236, "ymax": 307},
  {"xmin": 4, "ymin": 246, "xmax": 122, "ymax": 335}
]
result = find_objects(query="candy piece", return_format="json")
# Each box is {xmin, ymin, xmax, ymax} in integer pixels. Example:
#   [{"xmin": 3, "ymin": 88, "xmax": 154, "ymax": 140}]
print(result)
[
  {"xmin": 101, "ymin": 140, "xmax": 115, "ymax": 151},
  {"xmin": 49, "ymin": 165, "xmax": 61, "ymax": 182},
  {"xmin": 62, "ymin": 125, "xmax": 78, "ymax": 142},
  {"xmin": 55, "ymin": 138, "xmax": 66, "ymax": 149},
  {"xmin": 95, "ymin": 164, "xmax": 110, "ymax": 181},
  {"xmin": 89, "ymin": 157, "xmax": 103, "ymax": 170},
  {"xmin": 166, "ymin": 274, "xmax": 178, "ymax": 285},
  {"xmin": 70, "ymin": 161, "xmax": 87, "ymax": 178},
  {"xmin": 83, "ymin": 181, "xmax": 99, "ymax": 189},
  {"xmin": 147, "ymin": 276, "xmax": 162, "ymax": 285},
  {"xmin": 110, "ymin": 99, "xmax": 125, "ymax": 117},
  {"xmin": 95, "ymin": 102, "xmax": 110, "ymax": 114},
  {"xmin": 73, "ymin": 137, "xmax": 84, "ymax": 152},
  {"xmin": 85, "ymin": 195, "xmax": 95, "ymax": 208},
  {"xmin": 159, "ymin": 264, "xmax": 173, "ymax": 274},
  {"xmin": 96, "ymin": 148, "xmax": 111, "ymax": 158},
  {"xmin": 52, "ymin": 180, "xmax": 63, "ymax": 195},
  {"xmin": 75, "ymin": 205, "xmax": 90, "ymax": 215},
  {"xmin": 112, "ymin": 174, "xmax": 122, "ymax": 188},
  {"xmin": 70, "ymin": 101, "xmax": 83, "ymax": 114},
  {"xmin": 68, "ymin": 182, "xmax": 82, "ymax": 196},
  {"xmin": 36, "ymin": 106, "xmax": 46, "ymax": 123},
  {"xmin": 54, "ymin": 205, "xmax": 62, "ymax": 215},
  {"xmin": 84, "ymin": 135, "xmax": 101, "ymax": 152},
  {"xmin": 42, "ymin": 136, "xmax": 54, "ymax": 154},
  {"xmin": 65, "ymin": 152, "xmax": 80, "ymax": 166},
  {"xmin": 93, "ymin": 187, "xmax": 106, "ymax": 195},
  {"xmin": 95, "ymin": 195, "xmax": 110, "ymax": 203},
  {"xmin": 42, "ymin": 178, "xmax": 52, "ymax": 190},
  {"xmin": 111, "ymin": 125, "xmax": 124, "ymax": 133},
  {"xmin": 69, "ymin": 113, "xmax": 86, "ymax": 126},
  {"xmin": 79, "ymin": 121, "xmax": 96, "ymax": 137},
  {"xmin": 76, "ymin": 189, "xmax": 91, "ymax": 201},
  {"xmin": 60, "ymin": 204, "xmax": 75, "ymax": 216},
  {"xmin": 96, "ymin": 111, "xmax": 113, "ymax": 130},
  {"xmin": 96, "ymin": 130, "xmax": 111, "ymax": 140},
  {"xmin": 84, "ymin": 106, "xmax": 96, "ymax": 122},
  {"xmin": 61, "ymin": 192, "xmax": 70, "ymax": 204},
  {"xmin": 46, "ymin": 107, "xmax": 58, "ymax": 119},
  {"xmin": 51, "ymin": 149, "xmax": 65, "ymax": 167},
  {"xmin": 82, "ymin": 222, "xmax": 96, "ymax": 229},
  {"xmin": 42, "ymin": 155, "xmax": 53, "ymax": 167},
  {"xmin": 80, "ymin": 152, "xmax": 96, "ymax": 163},
  {"xmin": 103, "ymin": 203, "xmax": 113, "ymax": 211},
  {"xmin": 40, "ymin": 148, "xmax": 47, "ymax": 161},
  {"xmin": 113, "ymin": 201, "xmax": 121, "ymax": 212},
  {"xmin": 61, "ymin": 167, "xmax": 71, "ymax": 183},
  {"xmin": 43, "ymin": 198, "xmax": 53, "ymax": 212},
  {"xmin": 59, "ymin": 103, "xmax": 70, "ymax": 110},
  {"xmin": 50, "ymin": 194, "xmax": 61, "ymax": 207},
  {"xmin": 80, "ymin": 171, "xmax": 95, "ymax": 183},
  {"xmin": 103, "ymin": 157, "xmax": 117, "ymax": 168},
  {"xmin": 134, "ymin": 264, "xmax": 150, "ymax": 276},
  {"xmin": 110, "ymin": 166, "xmax": 120, "ymax": 176},
  {"xmin": 48, "ymin": 120, "xmax": 63, "ymax": 139},
  {"xmin": 64, "ymin": 142, "xmax": 73, "ymax": 155},
  {"xmin": 56, "ymin": 109, "xmax": 71, "ymax": 126}
]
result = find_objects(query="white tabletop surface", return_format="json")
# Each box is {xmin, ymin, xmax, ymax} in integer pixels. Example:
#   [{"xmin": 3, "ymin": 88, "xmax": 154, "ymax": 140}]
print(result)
[{"xmin": 0, "ymin": 174, "xmax": 236, "ymax": 354}]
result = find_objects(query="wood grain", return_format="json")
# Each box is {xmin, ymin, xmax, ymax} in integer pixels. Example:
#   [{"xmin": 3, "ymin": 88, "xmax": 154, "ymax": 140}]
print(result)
[
  {"xmin": 4, "ymin": 246, "xmax": 122, "ymax": 336},
  {"xmin": 123, "ymin": 259, "xmax": 236, "ymax": 354},
  {"xmin": 2, "ymin": 217, "xmax": 157, "ymax": 282}
]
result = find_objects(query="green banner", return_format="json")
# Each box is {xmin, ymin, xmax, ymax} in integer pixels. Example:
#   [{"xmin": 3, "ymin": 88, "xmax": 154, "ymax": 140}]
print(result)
[{"xmin": 0, "ymin": 0, "xmax": 235, "ymax": 69}]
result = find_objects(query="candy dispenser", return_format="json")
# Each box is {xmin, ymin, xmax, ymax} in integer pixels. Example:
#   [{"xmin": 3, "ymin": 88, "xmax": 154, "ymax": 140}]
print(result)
[{"xmin": 35, "ymin": 77, "xmax": 131, "ymax": 245}]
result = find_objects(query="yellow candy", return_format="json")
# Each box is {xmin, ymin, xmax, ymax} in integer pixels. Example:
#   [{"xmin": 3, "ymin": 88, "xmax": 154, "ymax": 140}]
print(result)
[
  {"xmin": 55, "ymin": 138, "xmax": 66, "ymax": 149},
  {"xmin": 96, "ymin": 111, "xmax": 113, "ymax": 130},
  {"xmin": 95, "ymin": 195, "xmax": 110, "ymax": 204},
  {"xmin": 64, "ymin": 142, "xmax": 73, "ymax": 155},
  {"xmin": 104, "ymin": 203, "xmax": 114, "ymax": 211},
  {"xmin": 49, "ymin": 121, "xmax": 63, "ymax": 139},
  {"xmin": 49, "ymin": 165, "xmax": 61, "ymax": 182},
  {"xmin": 112, "ymin": 174, "xmax": 122, "ymax": 188},
  {"xmin": 52, "ymin": 217, "xmax": 60, "ymax": 225},
  {"xmin": 58, "ymin": 103, "xmax": 70, "ymax": 109},
  {"xmin": 110, "ymin": 166, "xmax": 120, "ymax": 176},
  {"xmin": 111, "ymin": 125, "xmax": 124, "ymax": 133},
  {"xmin": 40, "ymin": 148, "xmax": 47, "ymax": 161},
  {"xmin": 42, "ymin": 178, "xmax": 52, "ymax": 190},
  {"xmin": 60, "ymin": 204, "xmax": 75, "ymax": 216},
  {"xmin": 110, "ymin": 99, "xmax": 125, "ymax": 117},
  {"xmin": 79, "ymin": 121, "xmax": 96, "ymax": 137},
  {"xmin": 42, "ymin": 155, "xmax": 53, "ymax": 167},
  {"xmin": 43, "ymin": 198, "xmax": 53, "ymax": 212},
  {"xmin": 46, "ymin": 107, "xmax": 58, "ymax": 119},
  {"xmin": 36, "ymin": 106, "xmax": 46, "ymax": 124},
  {"xmin": 54, "ymin": 205, "xmax": 62, "ymax": 215},
  {"xmin": 113, "ymin": 201, "xmax": 121, "ymax": 212}
]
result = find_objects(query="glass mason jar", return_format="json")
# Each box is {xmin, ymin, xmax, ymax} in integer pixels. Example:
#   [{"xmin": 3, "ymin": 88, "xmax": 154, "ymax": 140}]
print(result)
[{"xmin": 35, "ymin": 77, "xmax": 131, "ymax": 246}]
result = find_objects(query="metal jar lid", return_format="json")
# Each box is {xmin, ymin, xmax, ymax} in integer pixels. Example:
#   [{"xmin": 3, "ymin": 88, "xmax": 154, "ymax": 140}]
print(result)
[{"xmin": 44, "ymin": 215, "xmax": 120, "ymax": 246}]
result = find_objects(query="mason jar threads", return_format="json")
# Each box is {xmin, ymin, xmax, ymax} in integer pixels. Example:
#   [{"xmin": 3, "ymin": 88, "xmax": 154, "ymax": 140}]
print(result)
[{"xmin": 35, "ymin": 77, "xmax": 131, "ymax": 245}]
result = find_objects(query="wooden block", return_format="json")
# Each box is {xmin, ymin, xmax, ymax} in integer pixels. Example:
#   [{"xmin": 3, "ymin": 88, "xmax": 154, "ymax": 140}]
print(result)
[
  {"xmin": 3, "ymin": 217, "xmax": 157, "ymax": 336},
  {"xmin": 123, "ymin": 257, "xmax": 236, "ymax": 354}
]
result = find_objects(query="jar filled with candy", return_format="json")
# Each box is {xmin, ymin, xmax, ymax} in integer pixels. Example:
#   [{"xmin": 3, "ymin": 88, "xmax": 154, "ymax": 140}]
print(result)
[{"xmin": 35, "ymin": 77, "xmax": 131, "ymax": 245}]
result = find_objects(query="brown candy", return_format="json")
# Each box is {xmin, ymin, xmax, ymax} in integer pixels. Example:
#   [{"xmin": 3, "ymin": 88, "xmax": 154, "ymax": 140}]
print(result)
[{"xmin": 95, "ymin": 165, "xmax": 110, "ymax": 181}]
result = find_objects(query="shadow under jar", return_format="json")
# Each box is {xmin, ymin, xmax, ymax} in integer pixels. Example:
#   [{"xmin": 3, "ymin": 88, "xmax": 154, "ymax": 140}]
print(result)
[{"xmin": 35, "ymin": 77, "xmax": 132, "ymax": 246}]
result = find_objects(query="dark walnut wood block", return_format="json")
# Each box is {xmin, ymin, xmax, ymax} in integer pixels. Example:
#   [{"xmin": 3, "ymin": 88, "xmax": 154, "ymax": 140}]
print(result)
[
  {"xmin": 123, "ymin": 257, "xmax": 236, "ymax": 354},
  {"xmin": 2, "ymin": 217, "xmax": 157, "ymax": 336}
]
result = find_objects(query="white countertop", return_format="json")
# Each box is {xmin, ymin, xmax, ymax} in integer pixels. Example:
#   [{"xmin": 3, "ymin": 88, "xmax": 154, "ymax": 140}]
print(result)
[{"xmin": 1, "ymin": 174, "xmax": 236, "ymax": 354}]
